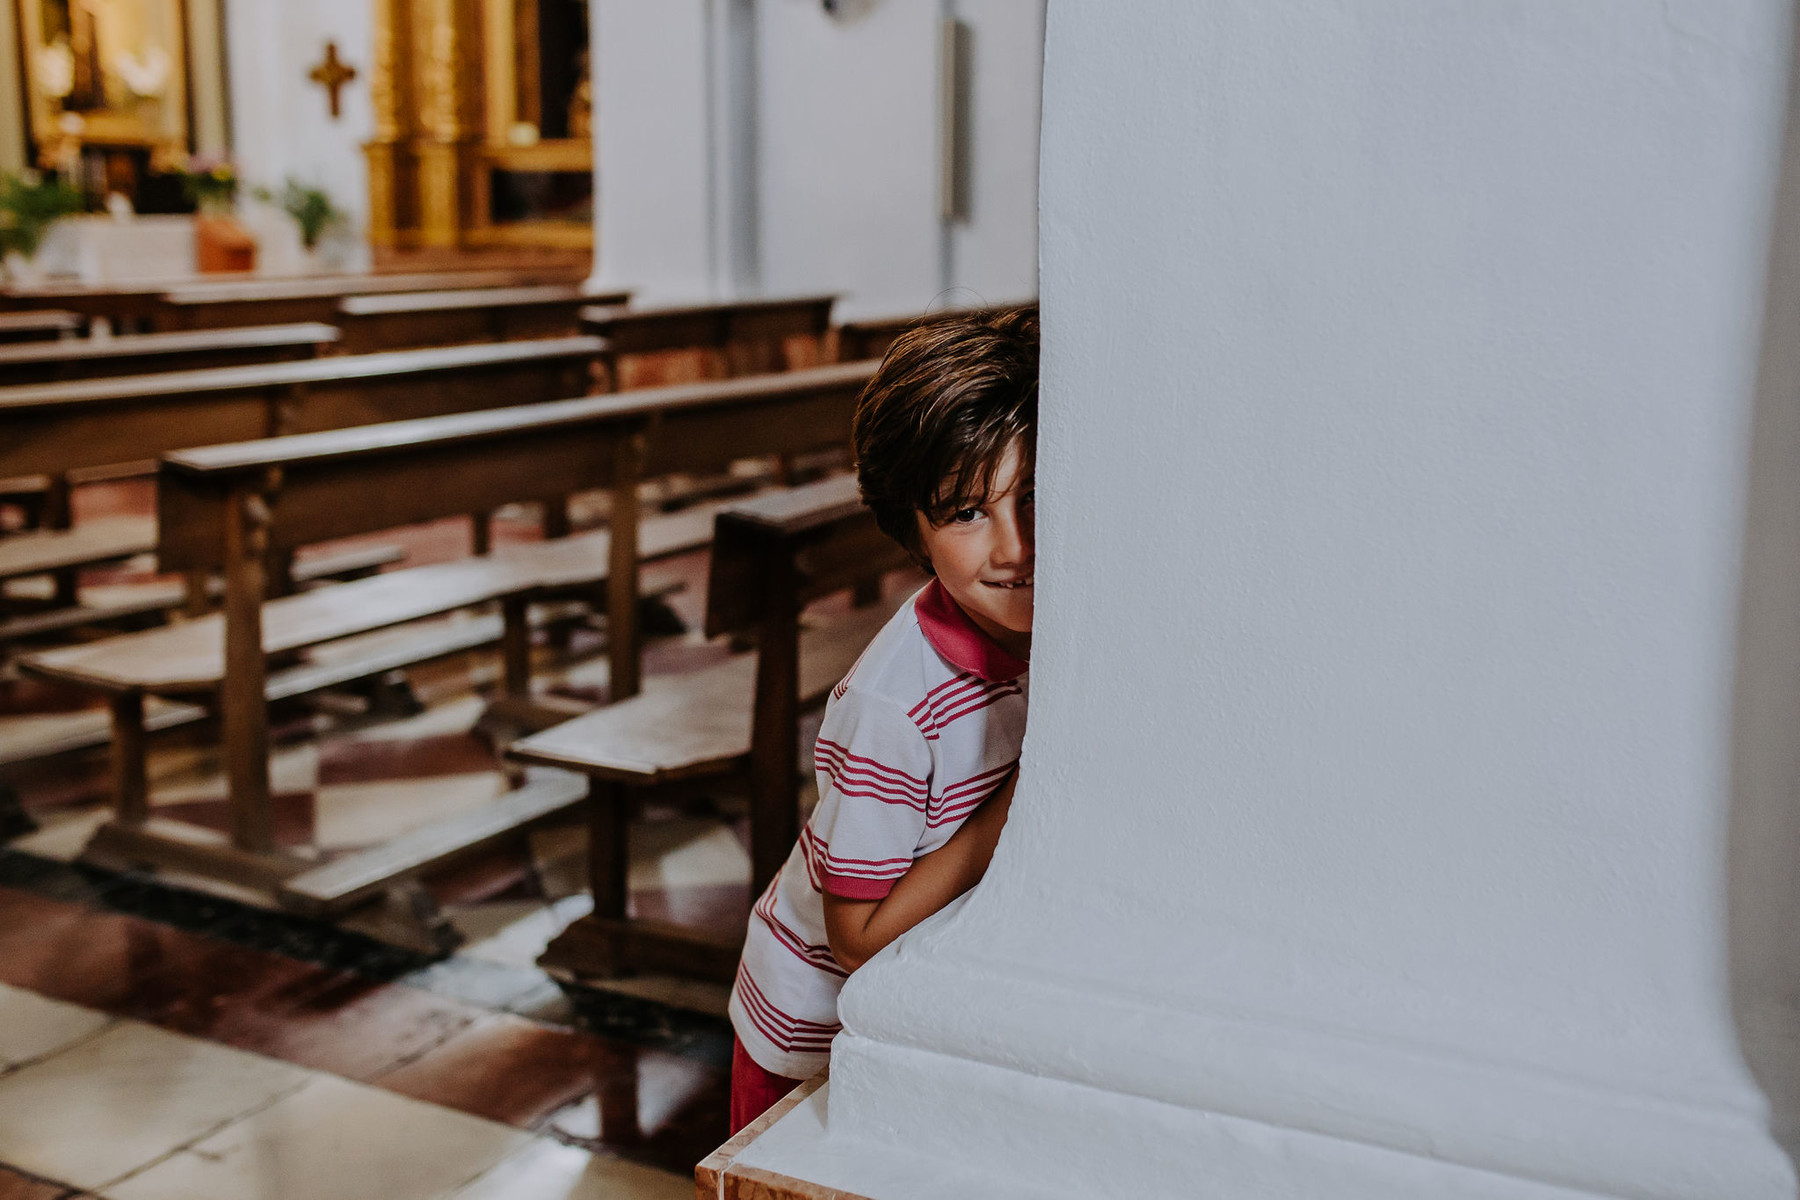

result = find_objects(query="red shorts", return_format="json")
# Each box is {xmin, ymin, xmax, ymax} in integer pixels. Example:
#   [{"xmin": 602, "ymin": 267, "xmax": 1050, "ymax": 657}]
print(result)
[{"xmin": 730, "ymin": 1036, "xmax": 806, "ymax": 1135}]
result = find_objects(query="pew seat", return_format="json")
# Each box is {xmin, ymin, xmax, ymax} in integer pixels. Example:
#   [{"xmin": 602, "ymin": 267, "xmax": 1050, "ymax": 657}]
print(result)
[
  {"xmin": 23, "ymin": 506, "xmax": 718, "ymax": 695},
  {"xmin": 0, "ymin": 518, "xmax": 402, "ymax": 647},
  {"xmin": 0, "ymin": 515, "xmax": 157, "ymax": 585}
]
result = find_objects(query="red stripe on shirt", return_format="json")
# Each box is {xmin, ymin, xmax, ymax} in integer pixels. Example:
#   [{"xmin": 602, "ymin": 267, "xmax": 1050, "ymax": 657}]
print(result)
[{"xmin": 735, "ymin": 966, "xmax": 840, "ymax": 1051}]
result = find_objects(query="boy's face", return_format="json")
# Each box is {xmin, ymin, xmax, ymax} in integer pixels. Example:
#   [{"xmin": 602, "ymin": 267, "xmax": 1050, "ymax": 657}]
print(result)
[{"xmin": 915, "ymin": 437, "xmax": 1035, "ymax": 658}]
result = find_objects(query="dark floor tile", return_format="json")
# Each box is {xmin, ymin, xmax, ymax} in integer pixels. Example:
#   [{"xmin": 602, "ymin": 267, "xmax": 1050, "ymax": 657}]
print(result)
[
  {"xmin": 317, "ymin": 731, "xmax": 501, "ymax": 787},
  {"xmin": 0, "ymin": 887, "xmax": 320, "ymax": 1027},
  {"xmin": 630, "ymin": 882, "xmax": 750, "ymax": 934},
  {"xmin": 207, "ymin": 974, "xmax": 484, "ymax": 1081},
  {"xmin": 372, "ymin": 1011, "xmax": 634, "ymax": 1128},
  {"xmin": 0, "ymin": 887, "xmax": 152, "ymax": 1012},
  {"xmin": 110, "ymin": 924, "xmax": 338, "ymax": 1034},
  {"xmin": 0, "ymin": 1163, "xmax": 77, "ymax": 1200}
]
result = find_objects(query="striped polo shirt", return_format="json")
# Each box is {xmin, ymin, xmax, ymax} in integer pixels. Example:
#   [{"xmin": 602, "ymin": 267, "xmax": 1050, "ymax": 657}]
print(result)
[{"xmin": 729, "ymin": 578, "xmax": 1029, "ymax": 1079}]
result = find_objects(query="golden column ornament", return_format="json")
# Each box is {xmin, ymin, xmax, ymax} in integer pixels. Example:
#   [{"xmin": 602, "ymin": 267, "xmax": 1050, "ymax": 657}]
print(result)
[
  {"xmin": 411, "ymin": 0, "xmax": 484, "ymax": 247},
  {"xmin": 362, "ymin": 0, "xmax": 413, "ymax": 246}
]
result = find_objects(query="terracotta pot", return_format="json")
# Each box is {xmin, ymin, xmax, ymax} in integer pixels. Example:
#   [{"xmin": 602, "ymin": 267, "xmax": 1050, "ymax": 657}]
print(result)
[{"xmin": 194, "ymin": 214, "xmax": 256, "ymax": 273}]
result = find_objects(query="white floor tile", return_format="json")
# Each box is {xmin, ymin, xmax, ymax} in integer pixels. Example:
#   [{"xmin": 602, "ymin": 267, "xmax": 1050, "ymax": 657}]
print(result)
[
  {"xmin": 442, "ymin": 1137, "xmax": 692, "ymax": 1200},
  {"xmin": 0, "ymin": 984, "xmax": 111, "ymax": 1070},
  {"xmin": 313, "ymin": 772, "xmax": 508, "ymax": 850},
  {"xmin": 628, "ymin": 820, "xmax": 750, "ymax": 892},
  {"xmin": 0, "ymin": 1021, "xmax": 311, "ymax": 1191},
  {"xmin": 453, "ymin": 894, "xmax": 591, "ymax": 969},
  {"xmin": 6, "ymin": 805, "xmax": 108, "ymax": 862},
  {"xmin": 104, "ymin": 1074, "xmax": 534, "ymax": 1200}
]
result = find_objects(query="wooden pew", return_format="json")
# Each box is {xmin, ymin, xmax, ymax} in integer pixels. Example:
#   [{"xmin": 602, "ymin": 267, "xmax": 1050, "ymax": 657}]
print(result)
[
  {"xmin": 579, "ymin": 295, "xmax": 836, "ymax": 389},
  {"xmin": 0, "ymin": 310, "xmax": 83, "ymax": 343},
  {"xmin": 0, "ymin": 323, "xmax": 338, "ymax": 386},
  {"xmin": 152, "ymin": 268, "xmax": 584, "ymax": 331},
  {"xmin": 834, "ymin": 299, "xmax": 1039, "ymax": 363},
  {"xmin": 0, "ymin": 336, "xmax": 601, "ymax": 629},
  {"xmin": 16, "ymin": 362, "xmax": 877, "ymax": 908},
  {"xmin": 335, "ymin": 286, "xmax": 629, "ymax": 353},
  {"xmin": 508, "ymin": 474, "xmax": 911, "ymax": 982},
  {"xmin": 0, "ymin": 283, "xmax": 170, "ymax": 333}
]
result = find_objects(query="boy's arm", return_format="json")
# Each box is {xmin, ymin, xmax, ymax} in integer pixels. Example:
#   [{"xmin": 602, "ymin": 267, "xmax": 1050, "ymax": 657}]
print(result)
[{"xmin": 823, "ymin": 770, "xmax": 1016, "ymax": 973}]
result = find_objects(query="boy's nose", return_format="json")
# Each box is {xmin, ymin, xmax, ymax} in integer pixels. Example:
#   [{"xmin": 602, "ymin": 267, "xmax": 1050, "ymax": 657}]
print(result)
[{"xmin": 992, "ymin": 506, "xmax": 1033, "ymax": 567}]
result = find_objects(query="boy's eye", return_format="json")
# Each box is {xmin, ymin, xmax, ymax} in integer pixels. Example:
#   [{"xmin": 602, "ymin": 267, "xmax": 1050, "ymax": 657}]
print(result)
[
  {"xmin": 1020, "ymin": 489, "xmax": 1035, "ymax": 507},
  {"xmin": 950, "ymin": 507, "xmax": 982, "ymax": 524}
]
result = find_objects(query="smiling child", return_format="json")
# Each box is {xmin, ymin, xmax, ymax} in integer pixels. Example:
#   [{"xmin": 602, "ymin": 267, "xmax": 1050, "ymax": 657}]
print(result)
[{"xmin": 727, "ymin": 309, "xmax": 1038, "ymax": 1132}]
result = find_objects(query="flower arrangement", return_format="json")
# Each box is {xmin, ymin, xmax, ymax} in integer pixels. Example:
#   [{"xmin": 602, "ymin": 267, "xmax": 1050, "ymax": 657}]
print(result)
[
  {"xmin": 253, "ymin": 179, "xmax": 345, "ymax": 250},
  {"xmin": 176, "ymin": 154, "xmax": 238, "ymax": 212},
  {"xmin": 0, "ymin": 170, "xmax": 84, "ymax": 262}
]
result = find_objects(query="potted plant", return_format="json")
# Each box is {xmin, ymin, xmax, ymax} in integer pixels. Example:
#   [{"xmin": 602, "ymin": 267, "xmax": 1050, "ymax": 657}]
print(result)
[
  {"xmin": 0, "ymin": 171, "xmax": 84, "ymax": 284},
  {"xmin": 176, "ymin": 154, "xmax": 255, "ymax": 273},
  {"xmin": 254, "ymin": 179, "xmax": 345, "ymax": 269}
]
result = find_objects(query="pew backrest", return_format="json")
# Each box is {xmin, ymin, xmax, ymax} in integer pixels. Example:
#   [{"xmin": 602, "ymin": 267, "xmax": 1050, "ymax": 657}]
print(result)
[
  {"xmin": 705, "ymin": 473, "xmax": 909, "ymax": 640},
  {"xmin": 579, "ymin": 294, "xmax": 836, "ymax": 384},
  {"xmin": 0, "ymin": 310, "xmax": 83, "ymax": 343},
  {"xmin": 834, "ymin": 300, "xmax": 1039, "ymax": 363},
  {"xmin": 0, "ymin": 322, "xmax": 338, "ymax": 385},
  {"xmin": 155, "ymin": 359, "xmax": 880, "ymax": 571},
  {"xmin": 0, "ymin": 335, "xmax": 605, "ymax": 481},
  {"xmin": 335, "ymin": 286, "xmax": 630, "ymax": 353},
  {"xmin": 154, "ymin": 267, "xmax": 586, "ymax": 330}
]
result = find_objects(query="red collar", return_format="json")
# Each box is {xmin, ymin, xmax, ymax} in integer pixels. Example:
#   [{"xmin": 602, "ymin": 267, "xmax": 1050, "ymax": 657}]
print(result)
[{"xmin": 914, "ymin": 579, "xmax": 1030, "ymax": 682}]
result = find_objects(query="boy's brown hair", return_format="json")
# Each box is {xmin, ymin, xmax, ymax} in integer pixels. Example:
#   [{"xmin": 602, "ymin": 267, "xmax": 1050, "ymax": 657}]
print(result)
[{"xmin": 852, "ymin": 307, "xmax": 1039, "ymax": 570}]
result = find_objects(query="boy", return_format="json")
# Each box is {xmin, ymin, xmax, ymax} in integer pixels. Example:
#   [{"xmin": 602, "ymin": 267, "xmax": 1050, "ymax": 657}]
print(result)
[{"xmin": 728, "ymin": 309, "xmax": 1038, "ymax": 1132}]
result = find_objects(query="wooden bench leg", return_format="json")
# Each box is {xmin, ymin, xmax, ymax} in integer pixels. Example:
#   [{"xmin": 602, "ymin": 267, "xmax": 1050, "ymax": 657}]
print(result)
[
  {"xmin": 589, "ymin": 779, "xmax": 631, "ymax": 924},
  {"xmin": 471, "ymin": 510, "xmax": 493, "ymax": 556},
  {"xmin": 44, "ymin": 474, "xmax": 77, "ymax": 608},
  {"xmin": 607, "ymin": 438, "xmax": 645, "ymax": 701},
  {"xmin": 223, "ymin": 485, "xmax": 275, "ymax": 855},
  {"xmin": 542, "ymin": 497, "xmax": 573, "ymax": 541},
  {"xmin": 749, "ymin": 573, "xmax": 801, "ymax": 897},
  {"xmin": 501, "ymin": 596, "xmax": 532, "ymax": 698},
  {"xmin": 110, "ymin": 691, "xmax": 149, "ymax": 827},
  {"xmin": 182, "ymin": 570, "xmax": 213, "ymax": 617}
]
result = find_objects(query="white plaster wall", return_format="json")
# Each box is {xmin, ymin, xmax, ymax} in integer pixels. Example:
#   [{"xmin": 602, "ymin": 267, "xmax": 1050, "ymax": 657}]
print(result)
[
  {"xmin": 589, "ymin": 0, "xmax": 716, "ymax": 300},
  {"xmin": 591, "ymin": 0, "xmax": 1041, "ymax": 314},
  {"xmin": 225, "ymin": 0, "xmax": 373, "ymax": 257},
  {"xmin": 944, "ymin": 0, "xmax": 1042, "ymax": 308},
  {"xmin": 744, "ymin": 1, "xmax": 1800, "ymax": 1196},
  {"xmin": 753, "ymin": 0, "xmax": 941, "ymax": 317}
]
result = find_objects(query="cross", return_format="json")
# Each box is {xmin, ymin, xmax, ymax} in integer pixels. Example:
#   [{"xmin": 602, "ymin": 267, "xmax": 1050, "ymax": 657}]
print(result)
[{"xmin": 307, "ymin": 41, "xmax": 357, "ymax": 119}]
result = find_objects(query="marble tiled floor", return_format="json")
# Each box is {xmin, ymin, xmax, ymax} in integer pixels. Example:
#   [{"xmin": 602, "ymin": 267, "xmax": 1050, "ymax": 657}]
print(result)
[
  {"xmin": 0, "ymin": 984, "xmax": 691, "ymax": 1200},
  {"xmin": 0, "ymin": 479, "xmax": 924, "ymax": 1198}
]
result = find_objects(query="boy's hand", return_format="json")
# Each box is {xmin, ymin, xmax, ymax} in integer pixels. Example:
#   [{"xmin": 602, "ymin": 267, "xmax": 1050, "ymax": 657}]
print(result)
[{"xmin": 822, "ymin": 767, "xmax": 1018, "ymax": 972}]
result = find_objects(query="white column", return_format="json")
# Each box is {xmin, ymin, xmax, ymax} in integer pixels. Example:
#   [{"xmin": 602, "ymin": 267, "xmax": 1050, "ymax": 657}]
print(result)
[{"xmin": 736, "ymin": 1, "xmax": 1800, "ymax": 1197}]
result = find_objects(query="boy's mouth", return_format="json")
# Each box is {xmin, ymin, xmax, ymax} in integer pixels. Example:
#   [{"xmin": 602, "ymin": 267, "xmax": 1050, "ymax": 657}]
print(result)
[{"xmin": 985, "ymin": 576, "xmax": 1033, "ymax": 591}]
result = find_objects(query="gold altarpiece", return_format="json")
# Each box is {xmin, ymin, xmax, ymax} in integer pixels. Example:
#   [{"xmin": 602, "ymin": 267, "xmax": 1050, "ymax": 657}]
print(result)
[{"xmin": 365, "ymin": 0, "xmax": 593, "ymax": 250}]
